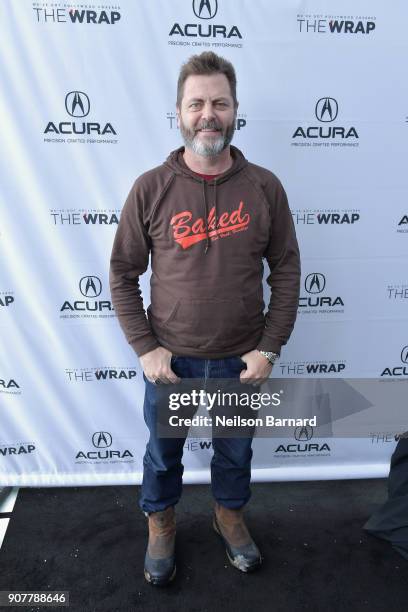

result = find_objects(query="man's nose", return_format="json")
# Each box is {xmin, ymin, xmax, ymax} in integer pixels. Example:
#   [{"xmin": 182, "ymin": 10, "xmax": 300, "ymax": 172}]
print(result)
[{"xmin": 201, "ymin": 101, "xmax": 216, "ymax": 121}]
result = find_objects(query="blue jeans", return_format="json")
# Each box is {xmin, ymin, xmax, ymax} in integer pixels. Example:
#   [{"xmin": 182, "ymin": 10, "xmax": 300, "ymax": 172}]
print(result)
[{"xmin": 139, "ymin": 355, "xmax": 254, "ymax": 514}]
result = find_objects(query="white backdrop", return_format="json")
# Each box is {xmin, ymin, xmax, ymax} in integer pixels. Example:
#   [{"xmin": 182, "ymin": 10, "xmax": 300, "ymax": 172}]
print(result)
[{"xmin": 1, "ymin": 0, "xmax": 407, "ymax": 486}]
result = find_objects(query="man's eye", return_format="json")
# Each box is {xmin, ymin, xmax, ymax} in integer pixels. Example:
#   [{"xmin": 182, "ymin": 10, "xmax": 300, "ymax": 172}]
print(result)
[{"xmin": 190, "ymin": 103, "xmax": 200, "ymax": 109}]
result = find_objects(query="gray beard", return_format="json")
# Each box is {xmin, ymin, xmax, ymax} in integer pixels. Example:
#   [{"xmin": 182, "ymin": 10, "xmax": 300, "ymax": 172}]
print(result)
[{"xmin": 179, "ymin": 118, "xmax": 236, "ymax": 158}]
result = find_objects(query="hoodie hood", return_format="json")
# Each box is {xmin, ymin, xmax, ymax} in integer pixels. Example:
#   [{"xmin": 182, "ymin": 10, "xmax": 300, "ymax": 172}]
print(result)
[{"xmin": 164, "ymin": 145, "xmax": 249, "ymax": 183}]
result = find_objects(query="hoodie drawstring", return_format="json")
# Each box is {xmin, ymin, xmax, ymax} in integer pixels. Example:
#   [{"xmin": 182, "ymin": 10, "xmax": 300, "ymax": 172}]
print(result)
[
  {"xmin": 202, "ymin": 180, "xmax": 209, "ymax": 254},
  {"xmin": 202, "ymin": 179, "xmax": 218, "ymax": 255},
  {"xmin": 213, "ymin": 180, "xmax": 218, "ymax": 251}
]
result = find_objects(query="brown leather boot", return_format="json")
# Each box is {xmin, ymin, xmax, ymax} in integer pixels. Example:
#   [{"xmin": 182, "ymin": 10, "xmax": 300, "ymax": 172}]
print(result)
[
  {"xmin": 144, "ymin": 506, "xmax": 176, "ymax": 586},
  {"xmin": 213, "ymin": 502, "xmax": 262, "ymax": 572}
]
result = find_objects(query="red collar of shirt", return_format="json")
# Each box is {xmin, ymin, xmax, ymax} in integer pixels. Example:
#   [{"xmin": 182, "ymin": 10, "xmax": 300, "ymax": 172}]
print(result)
[{"xmin": 193, "ymin": 172, "xmax": 221, "ymax": 181}]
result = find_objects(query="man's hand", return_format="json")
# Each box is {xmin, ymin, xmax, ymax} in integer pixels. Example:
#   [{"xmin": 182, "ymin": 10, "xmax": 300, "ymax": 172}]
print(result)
[
  {"xmin": 239, "ymin": 350, "xmax": 273, "ymax": 386},
  {"xmin": 140, "ymin": 347, "xmax": 181, "ymax": 384}
]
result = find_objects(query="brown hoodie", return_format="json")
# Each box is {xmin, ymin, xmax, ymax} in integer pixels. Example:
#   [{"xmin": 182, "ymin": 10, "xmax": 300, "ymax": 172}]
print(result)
[{"xmin": 109, "ymin": 145, "xmax": 300, "ymax": 358}]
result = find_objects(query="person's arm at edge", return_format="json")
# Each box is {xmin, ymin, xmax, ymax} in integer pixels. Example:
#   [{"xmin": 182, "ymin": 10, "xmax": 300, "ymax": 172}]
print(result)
[
  {"xmin": 256, "ymin": 178, "xmax": 301, "ymax": 355},
  {"xmin": 109, "ymin": 179, "xmax": 160, "ymax": 358}
]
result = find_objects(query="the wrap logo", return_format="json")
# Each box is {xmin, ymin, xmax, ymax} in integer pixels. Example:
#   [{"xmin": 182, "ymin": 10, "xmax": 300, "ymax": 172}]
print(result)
[
  {"xmin": 60, "ymin": 276, "xmax": 115, "ymax": 320},
  {"xmin": 292, "ymin": 98, "xmax": 359, "ymax": 147},
  {"xmin": 32, "ymin": 3, "xmax": 121, "ymax": 25},
  {"xmin": 291, "ymin": 209, "xmax": 360, "ymax": 226},
  {"xmin": 299, "ymin": 273, "xmax": 345, "ymax": 314},
  {"xmin": 75, "ymin": 432, "xmax": 134, "ymax": 463},
  {"xmin": 277, "ymin": 360, "xmax": 346, "ymax": 377},
  {"xmin": 387, "ymin": 284, "xmax": 408, "ymax": 301},
  {"xmin": 185, "ymin": 439, "xmax": 213, "ymax": 452},
  {"xmin": 65, "ymin": 367, "xmax": 137, "ymax": 383},
  {"xmin": 297, "ymin": 14, "xmax": 375, "ymax": 35},
  {"xmin": 381, "ymin": 346, "xmax": 408, "ymax": 377},
  {"xmin": 44, "ymin": 92, "xmax": 118, "ymax": 145},
  {"xmin": 0, "ymin": 443, "xmax": 36, "ymax": 456},
  {"xmin": 0, "ymin": 292, "xmax": 14, "ymax": 307},
  {"xmin": 50, "ymin": 208, "xmax": 120, "ymax": 226},
  {"xmin": 369, "ymin": 432, "xmax": 402, "ymax": 444}
]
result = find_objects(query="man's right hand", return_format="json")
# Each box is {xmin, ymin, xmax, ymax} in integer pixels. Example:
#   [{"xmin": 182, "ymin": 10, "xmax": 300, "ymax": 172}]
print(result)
[{"xmin": 140, "ymin": 346, "xmax": 181, "ymax": 384}]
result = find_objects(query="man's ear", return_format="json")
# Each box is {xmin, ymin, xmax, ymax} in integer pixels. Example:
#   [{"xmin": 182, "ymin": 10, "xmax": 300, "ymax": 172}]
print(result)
[{"xmin": 176, "ymin": 106, "xmax": 180, "ymax": 127}]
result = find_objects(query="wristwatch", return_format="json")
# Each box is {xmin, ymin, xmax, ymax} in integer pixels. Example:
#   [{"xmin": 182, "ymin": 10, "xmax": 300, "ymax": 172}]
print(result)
[{"xmin": 258, "ymin": 350, "xmax": 280, "ymax": 364}]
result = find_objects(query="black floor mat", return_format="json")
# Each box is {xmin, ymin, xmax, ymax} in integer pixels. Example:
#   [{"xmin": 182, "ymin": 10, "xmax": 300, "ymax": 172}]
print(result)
[{"xmin": 0, "ymin": 480, "xmax": 407, "ymax": 612}]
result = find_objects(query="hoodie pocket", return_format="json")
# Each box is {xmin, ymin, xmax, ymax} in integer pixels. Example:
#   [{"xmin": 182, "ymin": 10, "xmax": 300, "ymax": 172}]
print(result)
[{"xmin": 162, "ymin": 297, "xmax": 253, "ymax": 349}]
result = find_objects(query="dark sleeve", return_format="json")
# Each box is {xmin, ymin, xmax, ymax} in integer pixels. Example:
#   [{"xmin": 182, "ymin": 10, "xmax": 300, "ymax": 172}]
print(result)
[
  {"xmin": 109, "ymin": 181, "xmax": 160, "ymax": 357},
  {"xmin": 256, "ymin": 180, "xmax": 301, "ymax": 354}
]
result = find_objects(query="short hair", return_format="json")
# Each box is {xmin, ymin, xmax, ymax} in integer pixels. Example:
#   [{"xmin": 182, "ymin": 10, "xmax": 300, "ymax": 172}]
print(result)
[{"xmin": 176, "ymin": 51, "xmax": 238, "ymax": 108}]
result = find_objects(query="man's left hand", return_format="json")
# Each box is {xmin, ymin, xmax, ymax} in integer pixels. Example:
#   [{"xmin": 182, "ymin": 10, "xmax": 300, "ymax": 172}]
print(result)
[{"xmin": 239, "ymin": 350, "xmax": 273, "ymax": 386}]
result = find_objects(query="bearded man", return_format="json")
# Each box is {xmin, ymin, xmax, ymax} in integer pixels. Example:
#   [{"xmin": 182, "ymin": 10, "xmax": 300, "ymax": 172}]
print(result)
[{"xmin": 110, "ymin": 51, "xmax": 300, "ymax": 585}]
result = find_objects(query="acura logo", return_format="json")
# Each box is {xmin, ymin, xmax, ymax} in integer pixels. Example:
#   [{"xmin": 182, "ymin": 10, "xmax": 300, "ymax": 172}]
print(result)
[
  {"xmin": 305, "ymin": 273, "xmax": 326, "ymax": 294},
  {"xmin": 401, "ymin": 346, "xmax": 408, "ymax": 364},
  {"xmin": 193, "ymin": 0, "xmax": 218, "ymax": 19},
  {"xmin": 79, "ymin": 276, "xmax": 102, "ymax": 298},
  {"xmin": 65, "ymin": 91, "xmax": 90, "ymax": 118},
  {"xmin": 315, "ymin": 97, "xmax": 338, "ymax": 123},
  {"xmin": 92, "ymin": 432, "xmax": 112, "ymax": 448},
  {"xmin": 294, "ymin": 425, "xmax": 313, "ymax": 441}
]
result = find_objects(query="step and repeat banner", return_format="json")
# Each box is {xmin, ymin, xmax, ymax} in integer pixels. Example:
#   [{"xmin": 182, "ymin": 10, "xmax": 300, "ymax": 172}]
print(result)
[{"xmin": 1, "ymin": 0, "xmax": 407, "ymax": 486}]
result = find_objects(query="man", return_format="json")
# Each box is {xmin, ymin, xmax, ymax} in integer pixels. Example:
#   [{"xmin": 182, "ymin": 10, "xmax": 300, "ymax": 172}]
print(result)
[{"xmin": 110, "ymin": 52, "xmax": 300, "ymax": 586}]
